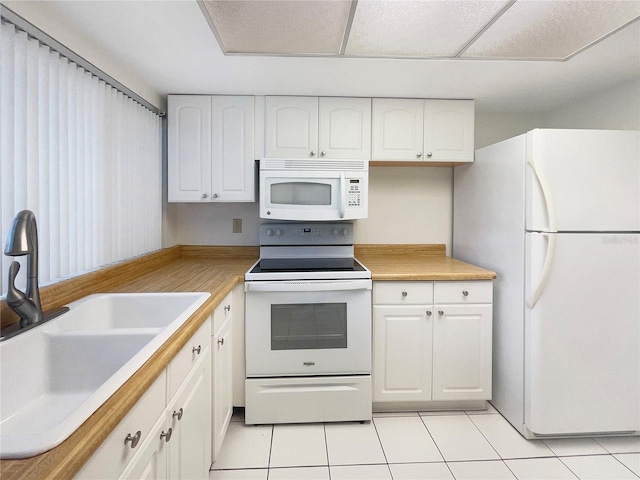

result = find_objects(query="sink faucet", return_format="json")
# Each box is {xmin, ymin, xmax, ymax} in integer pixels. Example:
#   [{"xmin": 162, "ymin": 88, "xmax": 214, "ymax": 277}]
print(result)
[{"xmin": 4, "ymin": 210, "xmax": 44, "ymax": 327}]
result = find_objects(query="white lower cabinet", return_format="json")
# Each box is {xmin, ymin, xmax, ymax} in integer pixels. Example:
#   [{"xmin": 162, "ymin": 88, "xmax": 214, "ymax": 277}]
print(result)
[
  {"xmin": 211, "ymin": 290, "xmax": 233, "ymax": 462},
  {"xmin": 373, "ymin": 281, "xmax": 493, "ymax": 406},
  {"xmin": 373, "ymin": 306, "xmax": 433, "ymax": 402},
  {"xmin": 75, "ymin": 318, "xmax": 212, "ymax": 480}
]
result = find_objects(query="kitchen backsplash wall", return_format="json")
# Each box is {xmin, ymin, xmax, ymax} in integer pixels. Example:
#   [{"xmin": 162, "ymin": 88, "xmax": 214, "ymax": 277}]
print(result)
[{"xmin": 174, "ymin": 167, "xmax": 454, "ymax": 251}]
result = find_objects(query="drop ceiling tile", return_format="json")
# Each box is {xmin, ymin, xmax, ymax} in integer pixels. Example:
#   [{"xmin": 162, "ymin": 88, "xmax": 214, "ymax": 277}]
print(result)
[
  {"xmin": 462, "ymin": 0, "xmax": 640, "ymax": 60},
  {"xmin": 345, "ymin": 0, "xmax": 511, "ymax": 57},
  {"xmin": 201, "ymin": 0, "xmax": 353, "ymax": 55}
]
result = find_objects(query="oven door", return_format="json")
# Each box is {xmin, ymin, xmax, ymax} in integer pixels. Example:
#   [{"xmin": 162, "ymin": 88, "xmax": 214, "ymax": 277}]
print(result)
[
  {"xmin": 259, "ymin": 170, "xmax": 368, "ymax": 221},
  {"xmin": 245, "ymin": 279, "xmax": 372, "ymax": 376}
]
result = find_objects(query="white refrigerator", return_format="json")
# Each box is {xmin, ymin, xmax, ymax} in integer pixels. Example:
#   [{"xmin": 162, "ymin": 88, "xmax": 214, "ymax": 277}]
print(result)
[{"xmin": 453, "ymin": 129, "xmax": 640, "ymax": 438}]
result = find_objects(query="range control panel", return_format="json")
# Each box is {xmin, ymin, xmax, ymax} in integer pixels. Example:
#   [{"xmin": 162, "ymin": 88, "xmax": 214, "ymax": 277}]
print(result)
[{"xmin": 260, "ymin": 222, "xmax": 354, "ymax": 246}]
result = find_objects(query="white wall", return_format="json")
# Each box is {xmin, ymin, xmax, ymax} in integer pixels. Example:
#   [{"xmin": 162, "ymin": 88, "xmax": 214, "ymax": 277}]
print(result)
[
  {"xmin": 1, "ymin": 0, "xmax": 162, "ymax": 109},
  {"xmin": 542, "ymin": 78, "xmax": 640, "ymax": 130}
]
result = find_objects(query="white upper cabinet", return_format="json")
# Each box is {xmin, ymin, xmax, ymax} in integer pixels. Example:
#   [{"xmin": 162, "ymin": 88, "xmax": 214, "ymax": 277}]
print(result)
[
  {"xmin": 372, "ymin": 98, "xmax": 474, "ymax": 163},
  {"xmin": 211, "ymin": 96, "xmax": 255, "ymax": 201},
  {"xmin": 318, "ymin": 97, "xmax": 371, "ymax": 160},
  {"xmin": 168, "ymin": 95, "xmax": 255, "ymax": 203},
  {"xmin": 265, "ymin": 96, "xmax": 371, "ymax": 159},
  {"xmin": 372, "ymin": 98, "xmax": 424, "ymax": 161},
  {"xmin": 424, "ymin": 100, "xmax": 475, "ymax": 163},
  {"xmin": 265, "ymin": 96, "xmax": 318, "ymax": 158},
  {"xmin": 168, "ymin": 95, "xmax": 212, "ymax": 202}
]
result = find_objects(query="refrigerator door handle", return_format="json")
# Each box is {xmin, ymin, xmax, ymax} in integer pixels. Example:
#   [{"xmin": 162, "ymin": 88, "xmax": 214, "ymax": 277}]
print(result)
[
  {"xmin": 526, "ymin": 156, "xmax": 557, "ymax": 233},
  {"xmin": 527, "ymin": 156, "xmax": 557, "ymax": 309},
  {"xmin": 527, "ymin": 232, "xmax": 557, "ymax": 309}
]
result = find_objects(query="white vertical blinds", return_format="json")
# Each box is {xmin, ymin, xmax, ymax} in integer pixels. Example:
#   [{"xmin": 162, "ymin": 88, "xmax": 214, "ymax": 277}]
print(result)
[{"xmin": 0, "ymin": 20, "xmax": 162, "ymax": 296}]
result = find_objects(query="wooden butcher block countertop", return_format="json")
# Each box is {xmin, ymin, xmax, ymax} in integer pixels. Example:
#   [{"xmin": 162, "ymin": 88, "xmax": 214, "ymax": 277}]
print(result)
[
  {"xmin": 355, "ymin": 244, "xmax": 496, "ymax": 281},
  {"xmin": 0, "ymin": 244, "xmax": 493, "ymax": 480}
]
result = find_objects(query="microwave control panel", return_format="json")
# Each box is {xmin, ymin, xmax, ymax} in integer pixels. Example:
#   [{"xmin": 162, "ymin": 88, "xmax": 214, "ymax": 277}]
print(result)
[{"xmin": 348, "ymin": 179, "xmax": 362, "ymax": 207}]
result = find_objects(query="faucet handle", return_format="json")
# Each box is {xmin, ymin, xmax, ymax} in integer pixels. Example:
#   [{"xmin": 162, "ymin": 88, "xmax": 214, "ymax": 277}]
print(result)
[{"xmin": 6, "ymin": 261, "xmax": 24, "ymax": 305}]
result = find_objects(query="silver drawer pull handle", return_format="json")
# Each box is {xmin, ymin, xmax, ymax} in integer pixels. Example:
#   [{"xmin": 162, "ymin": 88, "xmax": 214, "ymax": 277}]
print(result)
[
  {"xmin": 173, "ymin": 408, "xmax": 183, "ymax": 421},
  {"xmin": 438, "ymin": 310, "xmax": 445, "ymax": 316},
  {"xmin": 160, "ymin": 428, "xmax": 173, "ymax": 442},
  {"xmin": 402, "ymin": 291, "xmax": 408, "ymax": 297},
  {"xmin": 192, "ymin": 345, "xmax": 202, "ymax": 355},
  {"xmin": 218, "ymin": 338, "xmax": 224, "ymax": 346},
  {"xmin": 224, "ymin": 305, "xmax": 231, "ymax": 313},
  {"xmin": 462, "ymin": 290, "xmax": 469, "ymax": 296},
  {"xmin": 124, "ymin": 431, "xmax": 141, "ymax": 449},
  {"xmin": 303, "ymin": 361, "xmax": 315, "ymax": 366}
]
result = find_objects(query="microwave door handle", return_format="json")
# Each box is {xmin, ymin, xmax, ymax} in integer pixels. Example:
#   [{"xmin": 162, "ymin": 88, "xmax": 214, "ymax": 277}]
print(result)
[{"xmin": 339, "ymin": 172, "xmax": 346, "ymax": 219}]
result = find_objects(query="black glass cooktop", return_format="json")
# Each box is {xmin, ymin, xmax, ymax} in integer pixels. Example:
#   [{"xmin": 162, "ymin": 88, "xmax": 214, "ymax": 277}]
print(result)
[{"xmin": 249, "ymin": 257, "xmax": 366, "ymax": 273}]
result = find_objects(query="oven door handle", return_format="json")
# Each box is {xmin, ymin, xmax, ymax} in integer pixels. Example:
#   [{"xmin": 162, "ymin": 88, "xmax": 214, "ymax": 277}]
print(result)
[{"xmin": 245, "ymin": 280, "xmax": 372, "ymax": 292}]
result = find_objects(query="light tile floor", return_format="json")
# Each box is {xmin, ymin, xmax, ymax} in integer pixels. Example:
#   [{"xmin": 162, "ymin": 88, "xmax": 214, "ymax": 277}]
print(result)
[{"xmin": 210, "ymin": 406, "xmax": 640, "ymax": 480}]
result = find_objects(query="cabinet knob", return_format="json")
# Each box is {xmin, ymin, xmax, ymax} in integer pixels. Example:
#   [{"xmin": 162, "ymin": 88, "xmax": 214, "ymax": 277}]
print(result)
[
  {"xmin": 427, "ymin": 152, "xmax": 433, "ymax": 158},
  {"xmin": 213, "ymin": 193, "xmax": 219, "ymax": 198},
  {"xmin": 124, "ymin": 431, "xmax": 141, "ymax": 449},
  {"xmin": 462, "ymin": 290, "xmax": 469, "ymax": 296},
  {"xmin": 173, "ymin": 408, "xmax": 183, "ymax": 421},
  {"xmin": 224, "ymin": 305, "xmax": 231, "ymax": 313},
  {"xmin": 321, "ymin": 151, "xmax": 326, "ymax": 156},
  {"xmin": 218, "ymin": 338, "xmax": 225, "ymax": 346},
  {"xmin": 402, "ymin": 291, "xmax": 408, "ymax": 297},
  {"xmin": 201, "ymin": 193, "xmax": 208, "ymax": 199},
  {"xmin": 310, "ymin": 150, "xmax": 316, "ymax": 156},
  {"xmin": 192, "ymin": 345, "xmax": 202, "ymax": 355},
  {"xmin": 438, "ymin": 310, "xmax": 445, "ymax": 316},
  {"xmin": 416, "ymin": 152, "xmax": 423, "ymax": 158},
  {"xmin": 160, "ymin": 428, "xmax": 173, "ymax": 443},
  {"xmin": 426, "ymin": 310, "xmax": 432, "ymax": 316}
]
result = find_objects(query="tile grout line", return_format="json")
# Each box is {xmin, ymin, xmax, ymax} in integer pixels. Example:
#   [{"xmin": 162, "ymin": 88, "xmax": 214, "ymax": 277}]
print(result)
[
  {"xmin": 323, "ymin": 422, "xmax": 332, "ymax": 480},
  {"xmin": 418, "ymin": 412, "xmax": 456, "ymax": 479},
  {"xmin": 266, "ymin": 424, "xmax": 274, "ymax": 480},
  {"xmin": 371, "ymin": 416, "xmax": 393, "ymax": 474},
  {"xmin": 462, "ymin": 411, "xmax": 521, "ymax": 479}
]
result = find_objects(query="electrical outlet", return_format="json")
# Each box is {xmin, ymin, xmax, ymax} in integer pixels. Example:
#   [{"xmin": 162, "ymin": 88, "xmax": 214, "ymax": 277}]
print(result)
[{"xmin": 232, "ymin": 218, "xmax": 242, "ymax": 233}]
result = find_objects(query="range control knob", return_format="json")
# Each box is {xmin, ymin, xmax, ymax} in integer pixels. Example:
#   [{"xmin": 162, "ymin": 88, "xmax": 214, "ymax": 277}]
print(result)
[
  {"xmin": 341, "ymin": 228, "xmax": 349, "ymax": 236},
  {"xmin": 266, "ymin": 229, "xmax": 274, "ymax": 236},
  {"xmin": 275, "ymin": 229, "xmax": 284, "ymax": 236},
  {"xmin": 331, "ymin": 228, "xmax": 339, "ymax": 236}
]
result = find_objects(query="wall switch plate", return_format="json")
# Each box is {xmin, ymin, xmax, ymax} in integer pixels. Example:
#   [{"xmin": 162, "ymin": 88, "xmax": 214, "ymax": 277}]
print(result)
[{"xmin": 233, "ymin": 218, "xmax": 242, "ymax": 233}]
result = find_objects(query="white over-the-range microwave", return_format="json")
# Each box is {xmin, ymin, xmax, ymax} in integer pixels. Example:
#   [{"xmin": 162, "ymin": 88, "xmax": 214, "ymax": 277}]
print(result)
[{"xmin": 259, "ymin": 158, "xmax": 368, "ymax": 221}]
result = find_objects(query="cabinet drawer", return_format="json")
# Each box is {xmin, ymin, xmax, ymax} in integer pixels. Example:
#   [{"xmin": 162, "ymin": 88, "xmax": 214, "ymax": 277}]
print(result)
[
  {"xmin": 167, "ymin": 317, "xmax": 211, "ymax": 400},
  {"xmin": 434, "ymin": 281, "xmax": 493, "ymax": 304},
  {"xmin": 213, "ymin": 291, "xmax": 233, "ymax": 333},
  {"xmin": 373, "ymin": 281, "xmax": 433, "ymax": 304},
  {"xmin": 75, "ymin": 371, "xmax": 166, "ymax": 480}
]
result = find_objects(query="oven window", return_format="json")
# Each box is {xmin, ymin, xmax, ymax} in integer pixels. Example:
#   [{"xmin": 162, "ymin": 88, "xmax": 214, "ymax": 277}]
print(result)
[
  {"xmin": 270, "ymin": 182, "xmax": 331, "ymax": 206},
  {"xmin": 271, "ymin": 303, "xmax": 347, "ymax": 350}
]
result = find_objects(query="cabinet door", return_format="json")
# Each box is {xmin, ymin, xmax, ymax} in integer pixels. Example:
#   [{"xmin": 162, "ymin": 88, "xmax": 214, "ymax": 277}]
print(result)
[
  {"xmin": 373, "ymin": 305, "xmax": 433, "ymax": 402},
  {"xmin": 76, "ymin": 372, "xmax": 167, "ymax": 480},
  {"xmin": 423, "ymin": 100, "xmax": 474, "ymax": 163},
  {"xmin": 168, "ymin": 350, "xmax": 212, "ymax": 480},
  {"xmin": 211, "ymin": 96, "xmax": 255, "ymax": 202},
  {"xmin": 318, "ymin": 97, "xmax": 371, "ymax": 160},
  {"xmin": 265, "ymin": 96, "xmax": 318, "ymax": 158},
  {"xmin": 372, "ymin": 98, "xmax": 424, "ymax": 161},
  {"xmin": 119, "ymin": 414, "xmax": 168, "ymax": 480},
  {"xmin": 212, "ymin": 315, "xmax": 233, "ymax": 461},
  {"xmin": 231, "ymin": 284, "xmax": 246, "ymax": 407},
  {"xmin": 168, "ymin": 95, "xmax": 212, "ymax": 202},
  {"xmin": 432, "ymin": 304, "xmax": 492, "ymax": 401}
]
